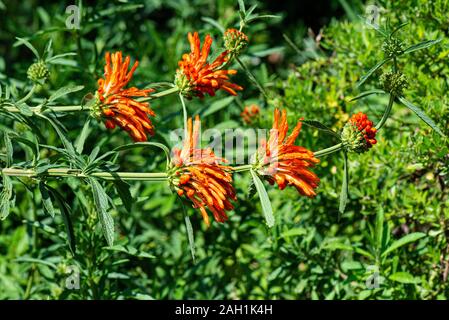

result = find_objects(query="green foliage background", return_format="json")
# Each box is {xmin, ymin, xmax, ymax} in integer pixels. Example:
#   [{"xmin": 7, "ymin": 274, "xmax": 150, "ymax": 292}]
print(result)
[{"xmin": 0, "ymin": 0, "xmax": 448, "ymax": 299}]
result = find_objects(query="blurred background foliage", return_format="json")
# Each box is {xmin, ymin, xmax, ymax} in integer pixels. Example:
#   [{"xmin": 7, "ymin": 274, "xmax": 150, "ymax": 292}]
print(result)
[{"xmin": 0, "ymin": 0, "xmax": 448, "ymax": 299}]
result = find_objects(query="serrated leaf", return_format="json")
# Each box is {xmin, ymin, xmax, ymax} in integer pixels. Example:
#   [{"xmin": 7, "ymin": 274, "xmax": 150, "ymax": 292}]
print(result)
[
  {"xmin": 403, "ymin": 39, "xmax": 442, "ymax": 55},
  {"xmin": 48, "ymin": 85, "xmax": 84, "ymax": 102},
  {"xmin": 398, "ymin": 97, "xmax": 445, "ymax": 136},
  {"xmin": 382, "ymin": 232, "xmax": 426, "ymax": 257},
  {"xmin": 356, "ymin": 59, "xmax": 390, "ymax": 88},
  {"xmin": 89, "ymin": 178, "xmax": 114, "ymax": 246},
  {"xmin": 250, "ymin": 169, "xmax": 274, "ymax": 227},
  {"xmin": 339, "ymin": 151, "xmax": 349, "ymax": 214},
  {"xmin": 38, "ymin": 182, "xmax": 55, "ymax": 218}
]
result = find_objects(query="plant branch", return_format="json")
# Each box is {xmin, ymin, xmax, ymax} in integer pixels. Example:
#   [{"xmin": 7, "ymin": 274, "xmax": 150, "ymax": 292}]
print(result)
[{"xmin": 236, "ymin": 57, "xmax": 269, "ymax": 100}]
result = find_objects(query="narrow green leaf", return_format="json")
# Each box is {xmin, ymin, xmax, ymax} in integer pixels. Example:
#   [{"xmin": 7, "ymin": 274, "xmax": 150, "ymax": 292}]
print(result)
[
  {"xmin": 38, "ymin": 182, "xmax": 55, "ymax": 218},
  {"xmin": 339, "ymin": 151, "xmax": 349, "ymax": 214},
  {"xmin": 200, "ymin": 96, "xmax": 234, "ymax": 117},
  {"xmin": 38, "ymin": 114, "xmax": 76, "ymax": 155},
  {"xmin": 0, "ymin": 174, "xmax": 13, "ymax": 220},
  {"xmin": 46, "ymin": 186, "xmax": 76, "ymax": 254},
  {"xmin": 398, "ymin": 97, "xmax": 445, "ymax": 136},
  {"xmin": 45, "ymin": 52, "xmax": 77, "ymax": 63},
  {"xmin": 246, "ymin": 14, "xmax": 280, "ymax": 23},
  {"xmin": 200, "ymin": 17, "xmax": 225, "ymax": 33},
  {"xmin": 113, "ymin": 179, "xmax": 133, "ymax": 213},
  {"xmin": 280, "ymin": 227, "xmax": 307, "ymax": 239},
  {"xmin": 89, "ymin": 178, "xmax": 114, "ymax": 246},
  {"xmin": 14, "ymin": 37, "xmax": 40, "ymax": 59},
  {"xmin": 375, "ymin": 207, "xmax": 384, "ymax": 254},
  {"xmin": 238, "ymin": 0, "xmax": 246, "ymax": 13},
  {"xmin": 48, "ymin": 85, "xmax": 84, "ymax": 102},
  {"xmin": 4, "ymin": 132, "xmax": 13, "ymax": 167},
  {"xmin": 389, "ymin": 272, "xmax": 420, "ymax": 284},
  {"xmin": 403, "ymin": 39, "xmax": 442, "ymax": 55},
  {"xmin": 389, "ymin": 22, "xmax": 409, "ymax": 37},
  {"xmin": 382, "ymin": 232, "xmax": 426, "ymax": 257},
  {"xmin": 250, "ymin": 169, "xmax": 275, "ymax": 227},
  {"xmin": 75, "ymin": 119, "xmax": 91, "ymax": 154},
  {"xmin": 184, "ymin": 211, "xmax": 196, "ymax": 262},
  {"xmin": 302, "ymin": 120, "xmax": 340, "ymax": 138},
  {"xmin": 15, "ymin": 102, "xmax": 33, "ymax": 116},
  {"xmin": 114, "ymin": 142, "xmax": 171, "ymax": 168},
  {"xmin": 350, "ymin": 89, "xmax": 386, "ymax": 101},
  {"xmin": 356, "ymin": 59, "xmax": 390, "ymax": 88}
]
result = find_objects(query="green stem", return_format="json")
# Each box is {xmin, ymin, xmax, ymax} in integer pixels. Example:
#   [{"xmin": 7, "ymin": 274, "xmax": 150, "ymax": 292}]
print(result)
[
  {"xmin": 178, "ymin": 93, "xmax": 188, "ymax": 136},
  {"xmin": 314, "ymin": 143, "xmax": 343, "ymax": 158},
  {"xmin": 375, "ymin": 93, "xmax": 395, "ymax": 130},
  {"xmin": 2, "ymin": 105, "xmax": 85, "ymax": 113},
  {"xmin": 1, "ymin": 87, "xmax": 179, "ymax": 114},
  {"xmin": 236, "ymin": 57, "xmax": 269, "ymax": 100},
  {"xmin": 17, "ymin": 85, "xmax": 36, "ymax": 104},
  {"xmin": 137, "ymin": 86, "xmax": 179, "ymax": 102},
  {"xmin": 233, "ymin": 164, "xmax": 253, "ymax": 173},
  {"xmin": 1, "ymin": 168, "xmax": 168, "ymax": 181}
]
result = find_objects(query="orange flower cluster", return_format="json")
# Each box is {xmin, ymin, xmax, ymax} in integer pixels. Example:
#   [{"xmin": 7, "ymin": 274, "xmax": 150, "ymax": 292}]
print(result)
[
  {"xmin": 348, "ymin": 112, "xmax": 377, "ymax": 148},
  {"xmin": 241, "ymin": 104, "xmax": 260, "ymax": 124},
  {"xmin": 171, "ymin": 115, "xmax": 236, "ymax": 226},
  {"xmin": 256, "ymin": 109, "xmax": 320, "ymax": 197},
  {"xmin": 175, "ymin": 32, "xmax": 243, "ymax": 98},
  {"xmin": 97, "ymin": 51, "xmax": 155, "ymax": 142}
]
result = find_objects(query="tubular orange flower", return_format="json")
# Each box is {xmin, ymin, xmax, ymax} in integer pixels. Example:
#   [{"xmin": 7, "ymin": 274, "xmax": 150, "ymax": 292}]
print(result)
[
  {"xmin": 255, "ymin": 109, "xmax": 320, "ymax": 197},
  {"xmin": 96, "ymin": 51, "xmax": 155, "ymax": 142},
  {"xmin": 240, "ymin": 104, "xmax": 260, "ymax": 124},
  {"xmin": 341, "ymin": 112, "xmax": 377, "ymax": 153},
  {"xmin": 175, "ymin": 32, "xmax": 243, "ymax": 99},
  {"xmin": 170, "ymin": 115, "xmax": 236, "ymax": 226}
]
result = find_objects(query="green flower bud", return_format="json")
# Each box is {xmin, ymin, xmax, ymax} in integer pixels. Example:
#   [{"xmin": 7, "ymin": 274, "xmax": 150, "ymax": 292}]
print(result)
[
  {"xmin": 223, "ymin": 29, "xmax": 249, "ymax": 56},
  {"xmin": 380, "ymin": 71, "xmax": 408, "ymax": 96},
  {"xmin": 382, "ymin": 37, "xmax": 404, "ymax": 59},
  {"xmin": 174, "ymin": 70, "xmax": 193, "ymax": 99},
  {"xmin": 27, "ymin": 60, "xmax": 50, "ymax": 84}
]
